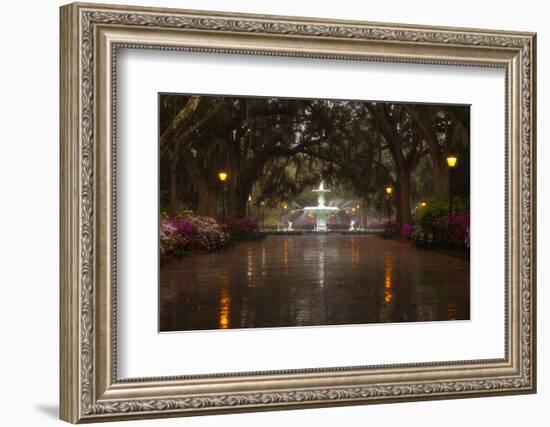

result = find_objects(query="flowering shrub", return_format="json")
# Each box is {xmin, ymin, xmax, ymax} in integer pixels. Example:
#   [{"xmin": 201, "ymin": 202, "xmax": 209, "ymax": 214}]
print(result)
[
  {"xmin": 226, "ymin": 216, "xmax": 259, "ymax": 240},
  {"xmin": 415, "ymin": 196, "xmax": 448, "ymax": 235},
  {"xmin": 183, "ymin": 211, "xmax": 230, "ymax": 251},
  {"xmin": 401, "ymin": 223, "xmax": 413, "ymax": 240},
  {"xmin": 438, "ymin": 213, "xmax": 470, "ymax": 249},
  {"xmin": 413, "ymin": 195, "xmax": 470, "ymax": 250},
  {"xmin": 160, "ymin": 218, "xmax": 179, "ymax": 256},
  {"xmin": 160, "ymin": 210, "xmax": 230, "ymax": 262},
  {"xmin": 383, "ymin": 220, "xmax": 401, "ymax": 237}
]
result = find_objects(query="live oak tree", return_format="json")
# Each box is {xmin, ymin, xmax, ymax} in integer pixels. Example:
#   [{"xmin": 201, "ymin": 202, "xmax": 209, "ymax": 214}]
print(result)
[
  {"xmin": 302, "ymin": 101, "xmax": 428, "ymax": 226},
  {"xmin": 405, "ymin": 104, "xmax": 470, "ymax": 200},
  {"xmin": 159, "ymin": 94, "xmax": 469, "ymax": 226},
  {"xmin": 159, "ymin": 95, "xmax": 225, "ymax": 216},
  {"xmin": 160, "ymin": 96, "xmax": 326, "ymax": 218}
]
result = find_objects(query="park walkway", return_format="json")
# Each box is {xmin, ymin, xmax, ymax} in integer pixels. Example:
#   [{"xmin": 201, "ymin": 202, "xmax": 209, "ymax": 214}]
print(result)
[{"xmin": 160, "ymin": 234, "xmax": 469, "ymax": 331}]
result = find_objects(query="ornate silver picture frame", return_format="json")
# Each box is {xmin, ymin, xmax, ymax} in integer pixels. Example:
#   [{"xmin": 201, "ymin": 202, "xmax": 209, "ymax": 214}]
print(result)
[{"xmin": 60, "ymin": 2, "xmax": 536, "ymax": 423}]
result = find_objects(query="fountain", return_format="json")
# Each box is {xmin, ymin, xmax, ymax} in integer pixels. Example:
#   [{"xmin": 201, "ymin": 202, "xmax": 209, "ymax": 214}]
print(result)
[{"xmin": 304, "ymin": 181, "xmax": 340, "ymax": 232}]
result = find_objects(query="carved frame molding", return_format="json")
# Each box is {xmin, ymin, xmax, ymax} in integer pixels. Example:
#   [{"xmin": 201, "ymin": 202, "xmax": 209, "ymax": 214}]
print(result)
[{"xmin": 60, "ymin": 2, "xmax": 536, "ymax": 423}]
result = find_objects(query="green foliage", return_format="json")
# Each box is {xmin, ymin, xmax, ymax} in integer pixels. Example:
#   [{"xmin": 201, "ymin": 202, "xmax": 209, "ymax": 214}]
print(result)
[
  {"xmin": 453, "ymin": 197, "xmax": 470, "ymax": 214},
  {"xmin": 160, "ymin": 94, "xmax": 470, "ymax": 223},
  {"xmin": 415, "ymin": 195, "xmax": 448, "ymax": 234},
  {"xmin": 414, "ymin": 195, "xmax": 470, "ymax": 244},
  {"xmin": 415, "ymin": 194, "xmax": 467, "ymax": 223}
]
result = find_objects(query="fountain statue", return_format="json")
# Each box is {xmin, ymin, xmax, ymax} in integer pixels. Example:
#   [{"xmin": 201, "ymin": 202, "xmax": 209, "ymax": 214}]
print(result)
[
  {"xmin": 349, "ymin": 220, "xmax": 356, "ymax": 231},
  {"xmin": 286, "ymin": 221, "xmax": 293, "ymax": 231},
  {"xmin": 304, "ymin": 181, "xmax": 340, "ymax": 232}
]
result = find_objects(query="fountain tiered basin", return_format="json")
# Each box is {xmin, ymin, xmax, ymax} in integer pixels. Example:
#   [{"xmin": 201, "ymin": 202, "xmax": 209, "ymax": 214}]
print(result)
[
  {"xmin": 303, "ymin": 181, "xmax": 339, "ymax": 232},
  {"xmin": 266, "ymin": 180, "xmax": 378, "ymax": 234}
]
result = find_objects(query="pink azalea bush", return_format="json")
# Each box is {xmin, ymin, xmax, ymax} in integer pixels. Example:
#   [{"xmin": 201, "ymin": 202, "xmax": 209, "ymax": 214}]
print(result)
[
  {"xmin": 401, "ymin": 223, "xmax": 413, "ymax": 239},
  {"xmin": 413, "ymin": 196, "xmax": 470, "ymax": 250},
  {"xmin": 226, "ymin": 216, "xmax": 259, "ymax": 240},
  {"xmin": 383, "ymin": 219, "xmax": 401, "ymax": 237},
  {"xmin": 160, "ymin": 210, "xmax": 230, "ymax": 261},
  {"xmin": 160, "ymin": 218, "xmax": 179, "ymax": 256},
  {"xmin": 438, "ymin": 213, "xmax": 470, "ymax": 249}
]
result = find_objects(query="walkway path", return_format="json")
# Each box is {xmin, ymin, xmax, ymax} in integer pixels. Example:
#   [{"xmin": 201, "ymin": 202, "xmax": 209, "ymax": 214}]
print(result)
[{"xmin": 160, "ymin": 234, "xmax": 469, "ymax": 331}]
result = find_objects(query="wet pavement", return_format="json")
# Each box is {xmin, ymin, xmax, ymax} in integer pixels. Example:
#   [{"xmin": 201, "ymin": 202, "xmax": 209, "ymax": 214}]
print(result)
[{"xmin": 160, "ymin": 234, "xmax": 470, "ymax": 332}]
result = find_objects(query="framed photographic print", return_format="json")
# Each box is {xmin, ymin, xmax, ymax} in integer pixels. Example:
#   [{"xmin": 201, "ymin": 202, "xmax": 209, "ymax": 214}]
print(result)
[{"xmin": 60, "ymin": 2, "xmax": 537, "ymax": 423}]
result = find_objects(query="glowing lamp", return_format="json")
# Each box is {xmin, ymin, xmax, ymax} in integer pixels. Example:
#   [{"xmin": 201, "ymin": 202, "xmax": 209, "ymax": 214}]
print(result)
[{"xmin": 446, "ymin": 156, "xmax": 458, "ymax": 168}]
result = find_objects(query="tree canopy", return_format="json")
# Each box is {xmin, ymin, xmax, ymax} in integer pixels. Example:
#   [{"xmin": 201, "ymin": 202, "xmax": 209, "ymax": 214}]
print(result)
[{"xmin": 159, "ymin": 94, "xmax": 469, "ymax": 225}]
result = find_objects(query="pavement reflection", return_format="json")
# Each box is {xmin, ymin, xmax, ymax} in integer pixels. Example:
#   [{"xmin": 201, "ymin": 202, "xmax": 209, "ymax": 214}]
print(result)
[{"xmin": 160, "ymin": 234, "xmax": 470, "ymax": 332}]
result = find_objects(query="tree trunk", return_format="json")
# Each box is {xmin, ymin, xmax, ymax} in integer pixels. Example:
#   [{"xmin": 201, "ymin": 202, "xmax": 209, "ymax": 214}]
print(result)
[
  {"xmin": 393, "ymin": 184, "xmax": 402, "ymax": 225},
  {"xmin": 397, "ymin": 171, "xmax": 413, "ymax": 225},
  {"xmin": 226, "ymin": 179, "xmax": 237, "ymax": 220},
  {"xmin": 234, "ymin": 170, "xmax": 258, "ymax": 218},
  {"xmin": 169, "ymin": 152, "xmax": 179, "ymax": 216},
  {"xmin": 160, "ymin": 96, "xmax": 201, "ymax": 151},
  {"xmin": 235, "ymin": 184, "xmax": 253, "ymax": 218},
  {"xmin": 196, "ymin": 183, "xmax": 218, "ymax": 218},
  {"xmin": 405, "ymin": 105, "xmax": 447, "ymax": 199},
  {"xmin": 433, "ymin": 160, "xmax": 449, "ymax": 198}
]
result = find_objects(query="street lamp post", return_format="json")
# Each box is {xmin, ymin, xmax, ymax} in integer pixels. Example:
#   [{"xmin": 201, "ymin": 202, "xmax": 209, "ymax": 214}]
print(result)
[
  {"xmin": 446, "ymin": 155, "xmax": 458, "ymax": 216},
  {"xmin": 218, "ymin": 171, "xmax": 228, "ymax": 222},
  {"xmin": 385, "ymin": 186, "xmax": 393, "ymax": 223}
]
